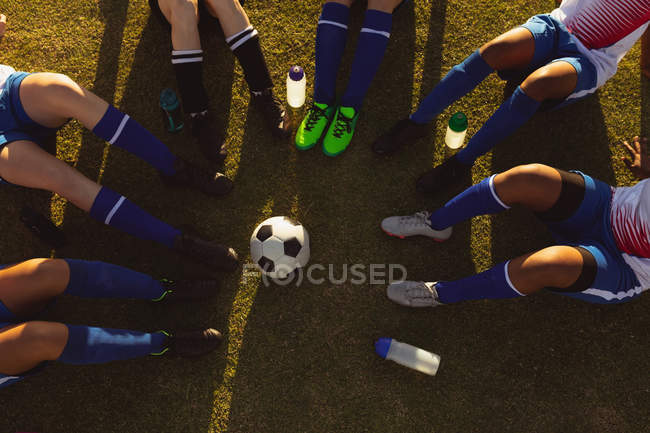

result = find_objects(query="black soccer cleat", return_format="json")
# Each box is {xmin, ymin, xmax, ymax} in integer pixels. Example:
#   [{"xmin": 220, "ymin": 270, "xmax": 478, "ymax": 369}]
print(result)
[
  {"xmin": 161, "ymin": 158, "xmax": 233, "ymax": 197},
  {"xmin": 190, "ymin": 112, "xmax": 228, "ymax": 163},
  {"xmin": 371, "ymin": 118, "xmax": 430, "ymax": 156},
  {"xmin": 161, "ymin": 328, "xmax": 223, "ymax": 358},
  {"xmin": 173, "ymin": 233, "xmax": 239, "ymax": 272},
  {"xmin": 251, "ymin": 88, "xmax": 291, "ymax": 138},
  {"xmin": 155, "ymin": 278, "xmax": 220, "ymax": 302},
  {"xmin": 416, "ymin": 156, "xmax": 472, "ymax": 195},
  {"xmin": 20, "ymin": 206, "xmax": 66, "ymax": 249}
]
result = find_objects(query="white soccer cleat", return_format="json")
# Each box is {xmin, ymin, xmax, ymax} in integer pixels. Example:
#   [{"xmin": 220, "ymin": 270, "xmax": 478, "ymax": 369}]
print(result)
[
  {"xmin": 387, "ymin": 281, "xmax": 444, "ymax": 307},
  {"xmin": 381, "ymin": 211, "xmax": 452, "ymax": 241}
]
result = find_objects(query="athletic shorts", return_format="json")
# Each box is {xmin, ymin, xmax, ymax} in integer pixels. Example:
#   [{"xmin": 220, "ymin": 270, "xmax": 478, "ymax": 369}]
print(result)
[
  {"xmin": 497, "ymin": 14, "xmax": 598, "ymax": 111},
  {"xmin": 544, "ymin": 172, "xmax": 641, "ymax": 304}
]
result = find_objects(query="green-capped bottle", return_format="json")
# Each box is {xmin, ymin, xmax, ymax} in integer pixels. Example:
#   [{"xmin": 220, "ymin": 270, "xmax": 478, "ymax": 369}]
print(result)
[
  {"xmin": 160, "ymin": 88, "xmax": 184, "ymax": 133},
  {"xmin": 445, "ymin": 111, "xmax": 467, "ymax": 149}
]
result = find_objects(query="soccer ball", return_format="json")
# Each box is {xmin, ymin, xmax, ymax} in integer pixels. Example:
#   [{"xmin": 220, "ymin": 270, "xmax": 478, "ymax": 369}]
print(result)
[{"xmin": 250, "ymin": 216, "xmax": 310, "ymax": 279}]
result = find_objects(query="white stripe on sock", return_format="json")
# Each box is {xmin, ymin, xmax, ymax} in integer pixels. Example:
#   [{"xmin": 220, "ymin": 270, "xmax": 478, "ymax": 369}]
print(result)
[
  {"xmin": 108, "ymin": 114, "xmax": 130, "ymax": 145},
  {"xmin": 360, "ymin": 27, "xmax": 390, "ymax": 38},
  {"xmin": 229, "ymin": 29, "xmax": 258, "ymax": 51},
  {"xmin": 504, "ymin": 261, "xmax": 525, "ymax": 296},
  {"xmin": 105, "ymin": 196, "xmax": 126, "ymax": 225},
  {"xmin": 488, "ymin": 174, "xmax": 511, "ymax": 209},
  {"xmin": 317, "ymin": 19, "xmax": 348, "ymax": 30},
  {"xmin": 171, "ymin": 57, "xmax": 204, "ymax": 64},
  {"xmin": 0, "ymin": 376, "xmax": 20, "ymax": 386},
  {"xmin": 226, "ymin": 25, "xmax": 253, "ymax": 43},
  {"xmin": 172, "ymin": 49, "xmax": 203, "ymax": 55}
]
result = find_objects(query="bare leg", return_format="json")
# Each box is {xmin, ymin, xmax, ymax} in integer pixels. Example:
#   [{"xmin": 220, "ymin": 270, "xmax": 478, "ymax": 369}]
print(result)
[
  {"xmin": 479, "ymin": 27, "xmax": 536, "ymax": 72},
  {"xmin": 507, "ymin": 246, "xmax": 585, "ymax": 295},
  {"xmin": 157, "ymin": 0, "xmax": 201, "ymax": 50},
  {"xmin": 519, "ymin": 61, "xmax": 578, "ymax": 102},
  {"xmin": 492, "ymin": 163, "xmax": 563, "ymax": 212},
  {"xmin": 367, "ymin": 0, "xmax": 404, "ymax": 12},
  {"xmin": 0, "ymin": 259, "xmax": 70, "ymax": 317},
  {"xmin": 0, "ymin": 321, "xmax": 68, "ymax": 375},
  {"xmin": 0, "ymin": 140, "xmax": 101, "ymax": 211},
  {"xmin": 203, "ymin": 0, "xmax": 250, "ymax": 38}
]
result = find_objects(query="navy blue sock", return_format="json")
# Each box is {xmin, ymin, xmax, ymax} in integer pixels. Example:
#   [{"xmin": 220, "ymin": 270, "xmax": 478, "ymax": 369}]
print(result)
[
  {"xmin": 89, "ymin": 186, "xmax": 181, "ymax": 248},
  {"xmin": 92, "ymin": 105, "xmax": 177, "ymax": 176},
  {"xmin": 456, "ymin": 86, "xmax": 541, "ymax": 165},
  {"xmin": 58, "ymin": 325, "xmax": 168, "ymax": 365},
  {"xmin": 411, "ymin": 50, "xmax": 493, "ymax": 124},
  {"xmin": 436, "ymin": 261, "xmax": 524, "ymax": 304},
  {"xmin": 314, "ymin": 2, "xmax": 350, "ymax": 105},
  {"xmin": 64, "ymin": 259, "xmax": 166, "ymax": 300},
  {"xmin": 429, "ymin": 175, "xmax": 510, "ymax": 230},
  {"xmin": 340, "ymin": 9, "xmax": 392, "ymax": 110}
]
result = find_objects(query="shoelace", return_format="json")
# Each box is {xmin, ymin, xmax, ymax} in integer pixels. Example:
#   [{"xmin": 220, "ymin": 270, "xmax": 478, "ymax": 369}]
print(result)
[
  {"xmin": 332, "ymin": 112, "xmax": 354, "ymax": 138},
  {"xmin": 304, "ymin": 105, "xmax": 328, "ymax": 131},
  {"xmin": 399, "ymin": 211, "xmax": 432, "ymax": 227},
  {"xmin": 258, "ymin": 93, "xmax": 285, "ymax": 123},
  {"xmin": 409, "ymin": 282, "xmax": 437, "ymax": 301}
]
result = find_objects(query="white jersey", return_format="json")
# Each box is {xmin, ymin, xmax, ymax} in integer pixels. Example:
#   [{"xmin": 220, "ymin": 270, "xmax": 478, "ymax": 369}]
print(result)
[
  {"xmin": 550, "ymin": 0, "xmax": 650, "ymax": 89},
  {"xmin": 0, "ymin": 64, "xmax": 16, "ymax": 91},
  {"xmin": 611, "ymin": 179, "xmax": 650, "ymax": 291}
]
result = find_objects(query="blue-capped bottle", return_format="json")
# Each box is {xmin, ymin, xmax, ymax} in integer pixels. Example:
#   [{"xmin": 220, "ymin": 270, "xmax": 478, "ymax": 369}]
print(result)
[
  {"xmin": 160, "ymin": 88, "xmax": 184, "ymax": 133},
  {"xmin": 287, "ymin": 65, "xmax": 306, "ymax": 108},
  {"xmin": 375, "ymin": 338, "xmax": 440, "ymax": 376}
]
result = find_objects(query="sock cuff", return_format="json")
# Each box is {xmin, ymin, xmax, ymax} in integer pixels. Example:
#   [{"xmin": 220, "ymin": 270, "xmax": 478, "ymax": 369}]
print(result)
[
  {"xmin": 58, "ymin": 325, "xmax": 86, "ymax": 363},
  {"xmin": 63, "ymin": 259, "xmax": 87, "ymax": 295},
  {"xmin": 466, "ymin": 49, "xmax": 494, "ymax": 75},
  {"xmin": 503, "ymin": 261, "xmax": 525, "ymax": 296},
  {"xmin": 320, "ymin": 2, "xmax": 350, "ymax": 27},
  {"xmin": 90, "ymin": 187, "xmax": 126, "ymax": 225},
  {"xmin": 227, "ymin": 25, "xmax": 258, "ymax": 51},
  {"xmin": 512, "ymin": 86, "xmax": 542, "ymax": 110},
  {"xmin": 487, "ymin": 175, "xmax": 511, "ymax": 209},
  {"xmin": 93, "ymin": 105, "xmax": 130, "ymax": 145},
  {"xmin": 361, "ymin": 9, "xmax": 392, "ymax": 36},
  {"xmin": 171, "ymin": 49, "xmax": 204, "ymax": 64}
]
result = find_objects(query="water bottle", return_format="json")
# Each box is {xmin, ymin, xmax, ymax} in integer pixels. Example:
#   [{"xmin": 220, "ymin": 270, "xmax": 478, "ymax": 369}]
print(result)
[
  {"xmin": 159, "ymin": 88, "xmax": 184, "ymax": 133},
  {"xmin": 445, "ymin": 112, "xmax": 468, "ymax": 149},
  {"xmin": 375, "ymin": 338, "xmax": 440, "ymax": 376},
  {"xmin": 287, "ymin": 65, "xmax": 306, "ymax": 108}
]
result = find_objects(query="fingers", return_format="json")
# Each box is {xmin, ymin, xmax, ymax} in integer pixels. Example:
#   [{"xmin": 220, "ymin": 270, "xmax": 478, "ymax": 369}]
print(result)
[
  {"xmin": 633, "ymin": 136, "xmax": 642, "ymax": 153},
  {"xmin": 621, "ymin": 157, "xmax": 634, "ymax": 171},
  {"xmin": 0, "ymin": 14, "xmax": 6, "ymax": 38},
  {"xmin": 622, "ymin": 140, "xmax": 637, "ymax": 157}
]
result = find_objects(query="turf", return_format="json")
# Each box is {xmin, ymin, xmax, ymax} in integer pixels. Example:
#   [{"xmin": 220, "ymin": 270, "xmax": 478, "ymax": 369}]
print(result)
[{"xmin": 1, "ymin": 0, "xmax": 649, "ymax": 432}]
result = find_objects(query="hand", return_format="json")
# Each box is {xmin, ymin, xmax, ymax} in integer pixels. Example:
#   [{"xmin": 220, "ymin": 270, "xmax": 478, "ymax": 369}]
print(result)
[
  {"xmin": 0, "ymin": 14, "xmax": 6, "ymax": 38},
  {"xmin": 621, "ymin": 136, "xmax": 650, "ymax": 179}
]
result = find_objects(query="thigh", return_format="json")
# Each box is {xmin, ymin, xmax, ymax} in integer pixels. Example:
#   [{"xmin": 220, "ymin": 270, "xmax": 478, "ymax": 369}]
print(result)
[
  {"xmin": 367, "ymin": 0, "xmax": 404, "ymax": 12},
  {"xmin": 479, "ymin": 27, "xmax": 536, "ymax": 72},
  {"xmin": 0, "ymin": 140, "xmax": 101, "ymax": 211},
  {"xmin": 0, "ymin": 259, "xmax": 70, "ymax": 318},
  {"xmin": 520, "ymin": 60, "xmax": 578, "ymax": 102},
  {"xmin": 0, "ymin": 321, "xmax": 68, "ymax": 375},
  {"xmin": 156, "ymin": 0, "xmax": 199, "ymax": 23}
]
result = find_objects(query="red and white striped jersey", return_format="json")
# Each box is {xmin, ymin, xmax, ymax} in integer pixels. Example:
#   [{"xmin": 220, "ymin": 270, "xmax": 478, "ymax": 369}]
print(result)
[
  {"xmin": 562, "ymin": 0, "xmax": 650, "ymax": 49},
  {"xmin": 611, "ymin": 179, "xmax": 650, "ymax": 288}
]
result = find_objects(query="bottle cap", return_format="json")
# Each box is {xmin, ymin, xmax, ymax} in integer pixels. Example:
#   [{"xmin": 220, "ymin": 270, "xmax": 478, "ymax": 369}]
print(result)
[
  {"xmin": 160, "ymin": 88, "xmax": 179, "ymax": 110},
  {"xmin": 289, "ymin": 65, "xmax": 304, "ymax": 81},
  {"xmin": 448, "ymin": 112, "xmax": 468, "ymax": 132},
  {"xmin": 374, "ymin": 338, "xmax": 392, "ymax": 359}
]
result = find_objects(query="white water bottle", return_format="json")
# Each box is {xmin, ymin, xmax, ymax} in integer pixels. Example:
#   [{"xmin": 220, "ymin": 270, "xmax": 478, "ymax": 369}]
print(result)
[
  {"xmin": 287, "ymin": 65, "xmax": 306, "ymax": 108},
  {"xmin": 375, "ymin": 338, "xmax": 440, "ymax": 376},
  {"xmin": 445, "ymin": 111, "xmax": 468, "ymax": 149}
]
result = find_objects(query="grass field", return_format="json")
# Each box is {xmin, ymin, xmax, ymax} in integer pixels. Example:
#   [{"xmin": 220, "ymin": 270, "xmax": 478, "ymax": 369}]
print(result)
[{"xmin": 1, "ymin": 1, "xmax": 649, "ymax": 432}]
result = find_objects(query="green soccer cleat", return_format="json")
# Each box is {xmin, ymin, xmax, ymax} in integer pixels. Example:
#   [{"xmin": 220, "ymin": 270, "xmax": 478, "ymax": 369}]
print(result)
[
  {"xmin": 322, "ymin": 106, "xmax": 359, "ymax": 157},
  {"xmin": 295, "ymin": 102, "xmax": 336, "ymax": 150}
]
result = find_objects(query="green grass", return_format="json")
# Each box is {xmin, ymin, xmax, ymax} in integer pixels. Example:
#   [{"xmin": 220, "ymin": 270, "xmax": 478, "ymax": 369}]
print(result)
[{"xmin": 1, "ymin": 0, "xmax": 649, "ymax": 431}]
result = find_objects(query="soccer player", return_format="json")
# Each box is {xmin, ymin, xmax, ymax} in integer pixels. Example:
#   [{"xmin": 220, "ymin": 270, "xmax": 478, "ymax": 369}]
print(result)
[
  {"xmin": 0, "ymin": 258, "xmax": 223, "ymax": 388},
  {"xmin": 150, "ymin": 0, "xmax": 289, "ymax": 162},
  {"xmin": 0, "ymin": 15, "xmax": 238, "ymax": 271},
  {"xmin": 372, "ymin": 0, "xmax": 650, "ymax": 194},
  {"xmin": 381, "ymin": 137, "xmax": 649, "ymax": 307},
  {"xmin": 294, "ymin": 0, "xmax": 410, "ymax": 156}
]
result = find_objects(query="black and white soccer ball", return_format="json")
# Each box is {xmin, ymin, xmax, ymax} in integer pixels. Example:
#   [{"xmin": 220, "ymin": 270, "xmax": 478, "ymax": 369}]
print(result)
[{"xmin": 250, "ymin": 216, "xmax": 310, "ymax": 279}]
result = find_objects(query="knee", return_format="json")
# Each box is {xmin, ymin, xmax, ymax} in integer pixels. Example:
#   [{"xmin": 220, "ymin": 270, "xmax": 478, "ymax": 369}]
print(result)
[
  {"xmin": 165, "ymin": 0, "xmax": 199, "ymax": 25},
  {"xmin": 499, "ymin": 164, "xmax": 554, "ymax": 190},
  {"xmin": 367, "ymin": 0, "xmax": 399, "ymax": 12},
  {"xmin": 521, "ymin": 65, "xmax": 577, "ymax": 102},
  {"xmin": 24, "ymin": 259, "xmax": 69, "ymax": 284},
  {"xmin": 42, "ymin": 73, "xmax": 79, "ymax": 100},
  {"xmin": 531, "ymin": 246, "xmax": 584, "ymax": 281},
  {"xmin": 479, "ymin": 38, "xmax": 510, "ymax": 69},
  {"xmin": 21, "ymin": 321, "xmax": 69, "ymax": 360}
]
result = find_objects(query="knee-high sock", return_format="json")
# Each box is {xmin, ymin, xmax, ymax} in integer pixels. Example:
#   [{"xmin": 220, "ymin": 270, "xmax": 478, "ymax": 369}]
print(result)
[
  {"xmin": 58, "ymin": 325, "xmax": 168, "ymax": 364},
  {"xmin": 429, "ymin": 175, "xmax": 510, "ymax": 230},
  {"xmin": 314, "ymin": 2, "xmax": 350, "ymax": 105},
  {"xmin": 89, "ymin": 187, "xmax": 181, "ymax": 248},
  {"xmin": 226, "ymin": 26, "xmax": 273, "ymax": 93},
  {"xmin": 436, "ymin": 261, "xmax": 524, "ymax": 304},
  {"xmin": 64, "ymin": 259, "xmax": 165, "ymax": 300},
  {"xmin": 172, "ymin": 49, "xmax": 209, "ymax": 115},
  {"xmin": 455, "ymin": 86, "xmax": 541, "ymax": 165},
  {"xmin": 411, "ymin": 50, "xmax": 494, "ymax": 124},
  {"xmin": 340, "ymin": 9, "xmax": 392, "ymax": 110},
  {"xmin": 92, "ymin": 106, "xmax": 177, "ymax": 176}
]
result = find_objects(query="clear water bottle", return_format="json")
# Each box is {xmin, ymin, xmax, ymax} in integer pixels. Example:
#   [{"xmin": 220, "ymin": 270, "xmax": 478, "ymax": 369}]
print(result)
[
  {"xmin": 445, "ymin": 112, "xmax": 467, "ymax": 149},
  {"xmin": 287, "ymin": 65, "xmax": 306, "ymax": 108},
  {"xmin": 375, "ymin": 338, "xmax": 440, "ymax": 376},
  {"xmin": 160, "ymin": 88, "xmax": 184, "ymax": 133}
]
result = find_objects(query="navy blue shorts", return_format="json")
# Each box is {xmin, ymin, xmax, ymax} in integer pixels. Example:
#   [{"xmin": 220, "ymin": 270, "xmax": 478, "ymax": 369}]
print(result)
[
  {"xmin": 545, "ymin": 172, "xmax": 641, "ymax": 304},
  {"xmin": 498, "ymin": 14, "xmax": 598, "ymax": 111}
]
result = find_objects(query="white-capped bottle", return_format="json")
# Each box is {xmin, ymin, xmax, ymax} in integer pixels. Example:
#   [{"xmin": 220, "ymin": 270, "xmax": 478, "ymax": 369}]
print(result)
[
  {"xmin": 375, "ymin": 338, "xmax": 440, "ymax": 376},
  {"xmin": 287, "ymin": 65, "xmax": 306, "ymax": 108},
  {"xmin": 445, "ymin": 112, "xmax": 468, "ymax": 149}
]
